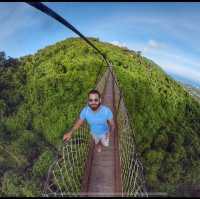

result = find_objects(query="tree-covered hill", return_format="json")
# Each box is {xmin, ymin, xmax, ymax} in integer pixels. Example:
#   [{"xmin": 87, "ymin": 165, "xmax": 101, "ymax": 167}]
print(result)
[
  {"xmin": 110, "ymin": 48, "xmax": 200, "ymax": 196},
  {"xmin": 0, "ymin": 37, "xmax": 200, "ymax": 196},
  {"xmin": 0, "ymin": 38, "xmax": 106, "ymax": 196}
]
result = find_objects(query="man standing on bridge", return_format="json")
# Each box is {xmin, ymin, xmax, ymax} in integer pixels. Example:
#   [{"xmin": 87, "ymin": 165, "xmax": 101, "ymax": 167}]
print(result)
[{"xmin": 63, "ymin": 89, "xmax": 115, "ymax": 152}]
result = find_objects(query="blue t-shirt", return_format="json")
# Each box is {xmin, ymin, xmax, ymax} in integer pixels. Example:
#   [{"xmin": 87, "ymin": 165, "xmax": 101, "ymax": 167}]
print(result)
[{"xmin": 79, "ymin": 105, "xmax": 113, "ymax": 137}]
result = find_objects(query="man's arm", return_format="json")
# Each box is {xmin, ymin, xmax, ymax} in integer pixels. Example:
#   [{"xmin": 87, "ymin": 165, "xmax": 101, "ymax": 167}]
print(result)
[
  {"xmin": 107, "ymin": 118, "xmax": 115, "ymax": 138},
  {"xmin": 63, "ymin": 118, "xmax": 85, "ymax": 141}
]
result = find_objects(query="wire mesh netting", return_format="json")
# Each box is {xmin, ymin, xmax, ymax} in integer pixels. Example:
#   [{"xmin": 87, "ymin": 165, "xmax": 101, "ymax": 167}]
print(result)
[
  {"xmin": 43, "ymin": 66, "xmax": 109, "ymax": 197},
  {"xmin": 111, "ymin": 65, "xmax": 148, "ymax": 197}
]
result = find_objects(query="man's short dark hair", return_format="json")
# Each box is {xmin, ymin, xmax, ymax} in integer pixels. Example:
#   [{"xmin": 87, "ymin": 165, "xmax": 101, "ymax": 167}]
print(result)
[{"xmin": 88, "ymin": 89, "xmax": 101, "ymax": 98}]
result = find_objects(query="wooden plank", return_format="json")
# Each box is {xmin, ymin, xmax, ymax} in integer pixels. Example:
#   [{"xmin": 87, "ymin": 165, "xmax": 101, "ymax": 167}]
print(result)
[{"xmin": 81, "ymin": 68, "xmax": 122, "ymax": 196}]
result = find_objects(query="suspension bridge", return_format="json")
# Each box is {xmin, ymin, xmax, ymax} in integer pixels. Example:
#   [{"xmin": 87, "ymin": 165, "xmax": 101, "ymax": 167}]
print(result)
[{"xmin": 26, "ymin": 2, "xmax": 148, "ymax": 197}]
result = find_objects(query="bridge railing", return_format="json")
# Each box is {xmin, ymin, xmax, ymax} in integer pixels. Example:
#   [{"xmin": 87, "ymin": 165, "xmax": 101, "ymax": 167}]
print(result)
[
  {"xmin": 42, "ymin": 66, "xmax": 109, "ymax": 197},
  {"xmin": 110, "ymin": 65, "xmax": 148, "ymax": 197},
  {"xmin": 43, "ymin": 122, "xmax": 91, "ymax": 197},
  {"xmin": 43, "ymin": 64, "xmax": 148, "ymax": 197}
]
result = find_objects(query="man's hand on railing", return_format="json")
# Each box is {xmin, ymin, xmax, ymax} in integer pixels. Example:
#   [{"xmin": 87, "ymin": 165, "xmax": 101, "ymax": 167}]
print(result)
[
  {"xmin": 63, "ymin": 131, "xmax": 73, "ymax": 142},
  {"xmin": 63, "ymin": 119, "xmax": 84, "ymax": 142}
]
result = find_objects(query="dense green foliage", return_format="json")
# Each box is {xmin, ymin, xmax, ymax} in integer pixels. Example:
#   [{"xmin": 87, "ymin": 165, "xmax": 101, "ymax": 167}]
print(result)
[
  {"xmin": 109, "ymin": 48, "xmax": 200, "ymax": 196},
  {"xmin": 0, "ymin": 38, "xmax": 105, "ymax": 196},
  {"xmin": 1, "ymin": 38, "xmax": 200, "ymax": 196}
]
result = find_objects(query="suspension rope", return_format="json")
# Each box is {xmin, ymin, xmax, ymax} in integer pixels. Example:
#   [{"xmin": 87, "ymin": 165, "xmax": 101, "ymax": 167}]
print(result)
[{"xmin": 25, "ymin": 2, "xmax": 109, "ymax": 66}]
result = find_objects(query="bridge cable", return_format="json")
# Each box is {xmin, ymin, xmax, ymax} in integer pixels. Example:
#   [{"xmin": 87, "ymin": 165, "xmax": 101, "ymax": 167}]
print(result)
[{"xmin": 25, "ymin": 2, "xmax": 109, "ymax": 65}]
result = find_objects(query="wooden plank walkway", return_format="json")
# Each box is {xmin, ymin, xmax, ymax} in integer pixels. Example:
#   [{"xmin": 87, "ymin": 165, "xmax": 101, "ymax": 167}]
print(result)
[{"xmin": 87, "ymin": 69, "xmax": 117, "ymax": 197}]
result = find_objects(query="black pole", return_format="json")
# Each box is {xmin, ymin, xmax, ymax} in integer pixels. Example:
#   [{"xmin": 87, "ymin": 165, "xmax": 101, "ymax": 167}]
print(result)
[{"xmin": 25, "ymin": 2, "xmax": 109, "ymax": 65}]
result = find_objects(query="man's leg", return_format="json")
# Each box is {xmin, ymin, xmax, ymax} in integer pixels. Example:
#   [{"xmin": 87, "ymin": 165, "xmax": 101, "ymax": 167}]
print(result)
[
  {"xmin": 100, "ymin": 132, "xmax": 110, "ymax": 147},
  {"xmin": 96, "ymin": 141, "xmax": 102, "ymax": 152},
  {"xmin": 92, "ymin": 135, "xmax": 102, "ymax": 152}
]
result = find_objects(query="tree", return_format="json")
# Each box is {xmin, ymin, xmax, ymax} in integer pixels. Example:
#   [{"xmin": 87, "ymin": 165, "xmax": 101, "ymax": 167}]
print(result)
[{"xmin": 32, "ymin": 150, "xmax": 54, "ymax": 178}]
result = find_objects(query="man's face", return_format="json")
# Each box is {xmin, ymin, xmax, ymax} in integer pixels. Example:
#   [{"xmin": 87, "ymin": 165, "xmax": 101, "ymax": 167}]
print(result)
[{"xmin": 88, "ymin": 93, "xmax": 101, "ymax": 111}]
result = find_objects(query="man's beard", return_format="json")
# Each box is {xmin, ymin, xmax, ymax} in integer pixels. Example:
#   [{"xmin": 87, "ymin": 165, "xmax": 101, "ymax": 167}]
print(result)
[{"xmin": 89, "ymin": 103, "xmax": 101, "ymax": 111}]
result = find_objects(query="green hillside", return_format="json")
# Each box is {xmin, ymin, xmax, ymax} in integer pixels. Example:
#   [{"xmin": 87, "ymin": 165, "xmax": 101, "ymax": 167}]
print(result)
[
  {"xmin": 0, "ymin": 37, "xmax": 200, "ymax": 196},
  {"xmin": 0, "ymin": 38, "xmax": 106, "ymax": 196},
  {"xmin": 113, "ymin": 55, "xmax": 200, "ymax": 196}
]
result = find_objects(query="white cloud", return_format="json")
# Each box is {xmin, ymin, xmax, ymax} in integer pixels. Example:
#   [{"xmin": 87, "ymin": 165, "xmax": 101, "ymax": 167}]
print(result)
[
  {"xmin": 143, "ymin": 45, "xmax": 200, "ymax": 86},
  {"xmin": 143, "ymin": 39, "xmax": 164, "ymax": 53},
  {"xmin": 110, "ymin": 40, "xmax": 127, "ymax": 48},
  {"xmin": 159, "ymin": 59, "xmax": 200, "ymax": 85},
  {"xmin": 89, "ymin": 6, "xmax": 200, "ymax": 55},
  {"xmin": 122, "ymin": 40, "xmax": 200, "ymax": 86}
]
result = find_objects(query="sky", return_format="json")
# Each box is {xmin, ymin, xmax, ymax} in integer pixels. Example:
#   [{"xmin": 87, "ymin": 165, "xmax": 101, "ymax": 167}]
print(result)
[{"xmin": 1, "ymin": 2, "xmax": 200, "ymax": 88}]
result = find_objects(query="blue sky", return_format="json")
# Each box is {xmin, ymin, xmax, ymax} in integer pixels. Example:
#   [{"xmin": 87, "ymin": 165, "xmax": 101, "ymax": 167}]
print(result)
[{"xmin": 1, "ymin": 2, "xmax": 200, "ymax": 88}]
